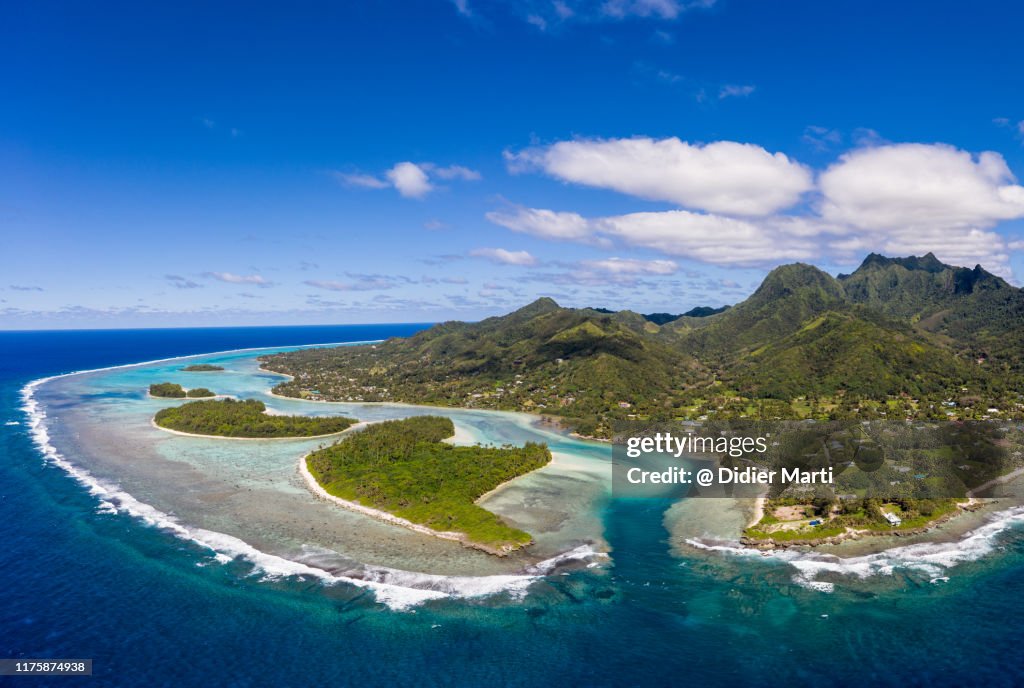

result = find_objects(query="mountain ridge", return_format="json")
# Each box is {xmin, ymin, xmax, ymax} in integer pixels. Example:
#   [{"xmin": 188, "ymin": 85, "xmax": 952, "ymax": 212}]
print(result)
[{"xmin": 262, "ymin": 252, "xmax": 1024, "ymax": 437}]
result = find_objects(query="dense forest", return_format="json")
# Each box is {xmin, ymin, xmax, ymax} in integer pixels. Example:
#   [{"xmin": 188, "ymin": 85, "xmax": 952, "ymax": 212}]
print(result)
[
  {"xmin": 154, "ymin": 399, "xmax": 356, "ymax": 438},
  {"xmin": 262, "ymin": 253, "xmax": 1024, "ymax": 438},
  {"xmin": 305, "ymin": 416, "xmax": 551, "ymax": 551},
  {"xmin": 149, "ymin": 382, "xmax": 215, "ymax": 398}
]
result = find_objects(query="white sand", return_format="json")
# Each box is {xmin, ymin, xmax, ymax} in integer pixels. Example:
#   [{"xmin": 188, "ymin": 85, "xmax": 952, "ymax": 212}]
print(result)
[{"xmin": 297, "ymin": 453, "xmax": 473, "ymax": 545}]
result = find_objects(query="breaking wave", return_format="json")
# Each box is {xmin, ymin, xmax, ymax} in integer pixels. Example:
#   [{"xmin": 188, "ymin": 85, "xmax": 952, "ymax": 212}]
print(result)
[{"xmin": 21, "ymin": 361, "xmax": 606, "ymax": 612}]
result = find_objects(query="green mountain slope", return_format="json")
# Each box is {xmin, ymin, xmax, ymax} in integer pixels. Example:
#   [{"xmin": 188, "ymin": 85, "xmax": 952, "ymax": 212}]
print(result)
[
  {"xmin": 666, "ymin": 263, "xmax": 849, "ymax": 361},
  {"xmin": 261, "ymin": 253, "xmax": 1024, "ymax": 433},
  {"xmin": 839, "ymin": 252, "xmax": 1024, "ymax": 372},
  {"xmin": 727, "ymin": 310, "xmax": 979, "ymax": 400},
  {"xmin": 263, "ymin": 299, "xmax": 705, "ymax": 436}
]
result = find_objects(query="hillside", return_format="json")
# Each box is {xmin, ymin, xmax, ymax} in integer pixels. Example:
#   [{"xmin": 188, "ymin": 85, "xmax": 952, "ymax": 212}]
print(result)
[
  {"xmin": 262, "ymin": 253, "xmax": 1024, "ymax": 435},
  {"xmin": 839, "ymin": 252, "xmax": 1024, "ymax": 373},
  {"xmin": 263, "ymin": 298, "xmax": 705, "ymax": 437}
]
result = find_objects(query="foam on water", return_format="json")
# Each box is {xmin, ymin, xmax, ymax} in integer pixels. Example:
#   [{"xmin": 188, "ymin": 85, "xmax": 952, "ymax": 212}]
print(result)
[
  {"xmin": 21, "ymin": 367, "xmax": 607, "ymax": 612},
  {"xmin": 686, "ymin": 504, "xmax": 1024, "ymax": 591}
]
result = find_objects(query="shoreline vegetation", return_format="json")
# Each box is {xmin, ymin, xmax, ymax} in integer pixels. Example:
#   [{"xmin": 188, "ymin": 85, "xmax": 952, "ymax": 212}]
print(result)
[
  {"xmin": 259, "ymin": 252, "xmax": 1024, "ymax": 440},
  {"xmin": 303, "ymin": 416, "xmax": 551, "ymax": 554},
  {"xmin": 741, "ymin": 495, "xmax": 984, "ymax": 549},
  {"xmin": 149, "ymin": 382, "xmax": 215, "ymax": 398},
  {"xmin": 153, "ymin": 398, "xmax": 357, "ymax": 438},
  {"xmin": 253, "ymin": 250, "xmax": 1024, "ymax": 557},
  {"xmin": 181, "ymin": 364, "xmax": 225, "ymax": 372}
]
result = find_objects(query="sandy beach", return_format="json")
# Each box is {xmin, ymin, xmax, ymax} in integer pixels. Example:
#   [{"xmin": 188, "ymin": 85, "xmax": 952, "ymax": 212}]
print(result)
[{"xmin": 296, "ymin": 452, "xmax": 518, "ymax": 556}]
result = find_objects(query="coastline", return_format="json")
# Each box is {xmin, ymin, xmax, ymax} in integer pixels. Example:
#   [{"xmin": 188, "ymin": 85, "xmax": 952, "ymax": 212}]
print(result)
[
  {"xmin": 739, "ymin": 497, "xmax": 989, "ymax": 551},
  {"xmin": 260, "ymin": 364, "xmax": 602, "ymax": 446},
  {"xmin": 150, "ymin": 417, "xmax": 356, "ymax": 442},
  {"xmin": 296, "ymin": 452, "xmax": 521, "ymax": 557}
]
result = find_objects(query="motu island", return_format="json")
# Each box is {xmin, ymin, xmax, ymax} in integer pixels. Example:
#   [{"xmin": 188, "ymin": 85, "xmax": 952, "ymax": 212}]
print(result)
[
  {"xmin": 261, "ymin": 253, "xmax": 1024, "ymax": 550},
  {"xmin": 149, "ymin": 382, "xmax": 216, "ymax": 398},
  {"xmin": 153, "ymin": 398, "xmax": 356, "ymax": 438},
  {"xmin": 181, "ymin": 364, "xmax": 225, "ymax": 372},
  {"xmin": 304, "ymin": 415, "xmax": 551, "ymax": 554}
]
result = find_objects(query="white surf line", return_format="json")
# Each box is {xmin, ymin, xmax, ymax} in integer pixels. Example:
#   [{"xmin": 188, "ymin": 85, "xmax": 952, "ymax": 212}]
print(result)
[
  {"xmin": 685, "ymin": 502, "xmax": 1024, "ymax": 592},
  {"xmin": 19, "ymin": 375, "xmax": 551, "ymax": 611},
  {"xmin": 19, "ymin": 348, "xmax": 607, "ymax": 609}
]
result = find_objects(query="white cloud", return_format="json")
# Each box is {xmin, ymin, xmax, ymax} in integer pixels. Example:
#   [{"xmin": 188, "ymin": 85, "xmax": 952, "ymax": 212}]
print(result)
[
  {"xmin": 334, "ymin": 172, "xmax": 390, "ymax": 189},
  {"xmin": 334, "ymin": 161, "xmax": 479, "ymax": 199},
  {"xmin": 486, "ymin": 206, "xmax": 593, "ymax": 240},
  {"xmin": 386, "ymin": 162, "xmax": 434, "ymax": 198},
  {"xmin": 428, "ymin": 164, "xmax": 482, "ymax": 181},
  {"xmin": 487, "ymin": 206, "xmax": 819, "ymax": 266},
  {"xmin": 204, "ymin": 272, "xmax": 271, "ymax": 286},
  {"xmin": 580, "ymin": 257, "xmax": 677, "ymax": 274},
  {"xmin": 470, "ymin": 247, "xmax": 539, "ymax": 265},
  {"xmin": 594, "ymin": 210, "xmax": 818, "ymax": 265},
  {"xmin": 820, "ymin": 143, "xmax": 1024, "ymax": 231},
  {"xmin": 718, "ymin": 84, "xmax": 755, "ymax": 99},
  {"xmin": 507, "ymin": 137, "xmax": 813, "ymax": 216},
  {"xmin": 494, "ymin": 139, "xmax": 1024, "ymax": 277},
  {"xmin": 451, "ymin": 0, "xmax": 472, "ymax": 16}
]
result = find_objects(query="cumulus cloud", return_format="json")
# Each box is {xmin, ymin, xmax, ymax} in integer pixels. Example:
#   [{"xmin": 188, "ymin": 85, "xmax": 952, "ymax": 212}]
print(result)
[
  {"xmin": 594, "ymin": 211, "xmax": 819, "ymax": 265},
  {"xmin": 486, "ymin": 206, "xmax": 594, "ymax": 240},
  {"xmin": 203, "ymin": 272, "xmax": 271, "ymax": 286},
  {"xmin": 334, "ymin": 161, "xmax": 480, "ymax": 199},
  {"xmin": 488, "ymin": 206, "xmax": 818, "ymax": 267},
  {"xmin": 470, "ymin": 247, "xmax": 539, "ymax": 265},
  {"xmin": 506, "ymin": 137, "xmax": 813, "ymax": 216},
  {"xmin": 386, "ymin": 162, "xmax": 434, "ymax": 198},
  {"xmin": 820, "ymin": 144, "xmax": 1024, "ymax": 231},
  {"xmin": 496, "ymin": 137, "xmax": 1024, "ymax": 276}
]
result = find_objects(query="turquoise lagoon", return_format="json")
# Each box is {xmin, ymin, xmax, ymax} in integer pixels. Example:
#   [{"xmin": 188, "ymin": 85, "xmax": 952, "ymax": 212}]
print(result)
[{"xmin": 8, "ymin": 328, "xmax": 1024, "ymax": 686}]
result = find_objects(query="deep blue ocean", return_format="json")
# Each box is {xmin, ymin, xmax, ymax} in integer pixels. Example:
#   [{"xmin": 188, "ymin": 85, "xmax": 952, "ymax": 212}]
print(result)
[{"xmin": 3, "ymin": 325, "xmax": 1024, "ymax": 687}]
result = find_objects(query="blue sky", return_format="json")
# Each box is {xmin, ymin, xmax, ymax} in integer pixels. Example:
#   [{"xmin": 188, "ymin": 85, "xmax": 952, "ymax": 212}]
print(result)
[{"xmin": 2, "ymin": 0, "xmax": 1024, "ymax": 329}]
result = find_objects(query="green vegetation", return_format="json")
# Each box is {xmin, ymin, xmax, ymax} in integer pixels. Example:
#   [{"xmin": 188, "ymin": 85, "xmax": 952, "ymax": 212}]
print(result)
[
  {"xmin": 261, "ymin": 252, "xmax": 1024, "ymax": 437},
  {"xmin": 150, "ymin": 382, "xmax": 216, "ymax": 398},
  {"xmin": 306, "ymin": 416, "xmax": 551, "ymax": 552},
  {"xmin": 150, "ymin": 382, "xmax": 186, "ymax": 398},
  {"xmin": 182, "ymin": 364, "xmax": 225, "ymax": 372},
  {"xmin": 744, "ymin": 495, "xmax": 962, "ymax": 543},
  {"xmin": 154, "ymin": 399, "xmax": 356, "ymax": 438},
  {"xmin": 263, "ymin": 298, "xmax": 702, "ymax": 438}
]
